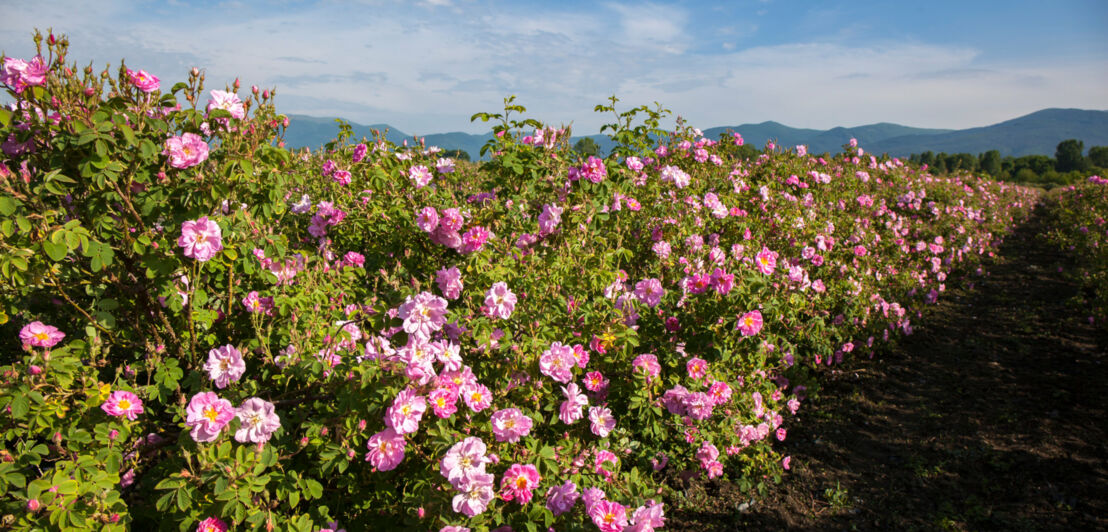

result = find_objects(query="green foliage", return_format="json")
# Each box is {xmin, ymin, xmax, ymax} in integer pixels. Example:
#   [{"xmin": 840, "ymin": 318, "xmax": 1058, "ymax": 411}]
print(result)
[{"xmin": 1055, "ymin": 139, "xmax": 1088, "ymax": 173}]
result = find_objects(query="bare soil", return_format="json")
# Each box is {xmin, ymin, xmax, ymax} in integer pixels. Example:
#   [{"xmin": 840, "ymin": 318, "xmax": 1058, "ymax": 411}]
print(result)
[{"xmin": 671, "ymin": 209, "xmax": 1108, "ymax": 531}]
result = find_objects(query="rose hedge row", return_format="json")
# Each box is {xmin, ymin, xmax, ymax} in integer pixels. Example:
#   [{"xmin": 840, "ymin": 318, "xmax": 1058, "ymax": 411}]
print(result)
[
  {"xmin": 1040, "ymin": 176, "xmax": 1108, "ymax": 323},
  {"xmin": 0, "ymin": 32, "xmax": 1038, "ymax": 531}
]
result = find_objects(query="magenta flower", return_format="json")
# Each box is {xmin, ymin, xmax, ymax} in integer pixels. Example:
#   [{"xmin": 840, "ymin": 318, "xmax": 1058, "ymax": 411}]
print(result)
[
  {"xmin": 127, "ymin": 68, "xmax": 160, "ymax": 93},
  {"xmin": 19, "ymin": 321, "xmax": 65, "ymax": 348},
  {"xmin": 452, "ymin": 470, "xmax": 495, "ymax": 517},
  {"xmin": 590, "ymin": 499, "xmax": 629, "ymax": 532},
  {"xmin": 440, "ymin": 436, "xmax": 491, "ymax": 487},
  {"xmin": 540, "ymin": 342, "xmax": 575, "ymax": 383},
  {"xmin": 178, "ymin": 216, "xmax": 223, "ymax": 261},
  {"xmin": 686, "ymin": 358, "xmax": 708, "ymax": 380},
  {"xmin": 196, "ymin": 517, "xmax": 229, "ymax": 532},
  {"xmin": 398, "ymin": 291, "xmax": 449, "ymax": 340},
  {"xmin": 385, "ymin": 388, "xmax": 427, "ymax": 435},
  {"xmin": 559, "ymin": 382, "xmax": 589, "ymax": 424},
  {"xmin": 436, "ymin": 266, "xmax": 464, "ymax": 300},
  {"xmin": 755, "ymin": 247, "xmax": 778, "ymax": 275},
  {"xmin": 629, "ymin": 500, "xmax": 666, "ymax": 532},
  {"xmin": 483, "ymin": 282, "xmax": 517, "ymax": 320},
  {"xmin": 583, "ymin": 371, "xmax": 609, "ymax": 392},
  {"xmin": 460, "ymin": 226, "xmax": 490, "ymax": 254},
  {"xmin": 206, "ymin": 90, "xmax": 245, "ymax": 119},
  {"xmin": 580, "ymin": 156, "xmax": 607, "ymax": 183},
  {"xmin": 204, "ymin": 344, "xmax": 245, "ymax": 389},
  {"xmin": 429, "ymin": 386, "xmax": 459, "ymax": 418},
  {"xmin": 500, "ymin": 463, "xmax": 541, "ymax": 504},
  {"xmin": 589, "ymin": 406, "xmax": 616, "ymax": 438},
  {"xmin": 439, "ymin": 208, "xmax": 465, "ymax": 232},
  {"xmin": 185, "ymin": 392, "xmax": 235, "ymax": 442},
  {"xmin": 352, "ymin": 143, "xmax": 368, "ymax": 163},
  {"xmin": 545, "ymin": 480, "xmax": 580, "ymax": 516},
  {"xmin": 365, "ymin": 427, "xmax": 407, "ymax": 471},
  {"xmin": 234, "ymin": 398, "xmax": 281, "ymax": 444},
  {"xmin": 164, "ymin": 132, "xmax": 210, "ymax": 169},
  {"xmin": 490, "ymin": 408, "xmax": 533, "ymax": 443},
  {"xmin": 737, "ymin": 310, "xmax": 763, "ymax": 336},
  {"xmin": 101, "ymin": 390, "xmax": 144, "ymax": 420},
  {"xmin": 0, "ymin": 56, "xmax": 47, "ymax": 94},
  {"xmin": 409, "ymin": 165, "xmax": 433, "ymax": 188},
  {"xmin": 634, "ymin": 278, "xmax": 664, "ymax": 308}
]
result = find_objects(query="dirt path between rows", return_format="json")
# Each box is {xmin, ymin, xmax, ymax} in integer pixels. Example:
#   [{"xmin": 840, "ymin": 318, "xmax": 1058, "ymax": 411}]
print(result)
[{"xmin": 674, "ymin": 207, "xmax": 1108, "ymax": 531}]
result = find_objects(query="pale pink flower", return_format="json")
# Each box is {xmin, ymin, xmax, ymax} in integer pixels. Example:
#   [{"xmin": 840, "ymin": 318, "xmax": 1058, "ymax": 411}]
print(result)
[
  {"xmin": 582, "ymin": 486, "xmax": 607, "ymax": 513},
  {"xmin": 628, "ymin": 500, "xmax": 666, "ymax": 532},
  {"xmin": 164, "ymin": 132, "xmax": 210, "ymax": 169},
  {"xmin": 483, "ymin": 282, "xmax": 517, "ymax": 319},
  {"xmin": 178, "ymin": 216, "xmax": 223, "ymax": 261},
  {"xmin": 185, "ymin": 392, "xmax": 235, "ymax": 442},
  {"xmin": 546, "ymin": 480, "xmax": 580, "ymax": 516},
  {"xmin": 559, "ymin": 382, "xmax": 588, "ymax": 424},
  {"xmin": 1, "ymin": 56, "xmax": 47, "ymax": 93},
  {"xmin": 589, "ymin": 406, "xmax": 616, "ymax": 438},
  {"xmin": 385, "ymin": 388, "xmax": 427, "ymax": 435},
  {"xmin": 365, "ymin": 427, "xmax": 406, "ymax": 471},
  {"xmin": 206, "ymin": 90, "xmax": 245, "ymax": 119},
  {"xmin": 398, "ymin": 291, "xmax": 449, "ymax": 340},
  {"xmin": 234, "ymin": 398, "xmax": 281, "ymax": 444},
  {"xmin": 203, "ymin": 344, "xmax": 245, "ymax": 389},
  {"xmin": 632, "ymin": 354, "xmax": 661, "ymax": 382},
  {"xmin": 19, "ymin": 321, "xmax": 64, "ymax": 348},
  {"xmin": 684, "ymin": 392, "xmax": 714, "ymax": 420},
  {"xmin": 439, "ymin": 208, "xmax": 465, "ymax": 232},
  {"xmin": 660, "ymin": 165, "xmax": 690, "ymax": 188},
  {"xmin": 538, "ymin": 203, "xmax": 564, "ymax": 236},
  {"xmin": 540, "ymin": 342, "xmax": 576, "ymax": 383},
  {"xmin": 452, "ymin": 471, "xmax": 495, "ymax": 517},
  {"xmin": 460, "ymin": 226, "xmax": 490, "ymax": 253},
  {"xmin": 737, "ymin": 310, "xmax": 763, "ymax": 336},
  {"xmin": 490, "ymin": 408, "xmax": 533, "ymax": 443},
  {"xmin": 416, "ymin": 206, "xmax": 439, "ymax": 232},
  {"xmin": 500, "ymin": 463, "xmax": 541, "ymax": 504},
  {"xmin": 580, "ymin": 156, "xmax": 607, "ymax": 183},
  {"xmin": 436, "ymin": 157, "xmax": 455, "ymax": 174},
  {"xmin": 634, "ymin": 278, "xmax": 664, "ymax": 308},
  {"xmin": 440, "ymin": 436, "xmax": 491, "ymax": 487},
  {"xmin": 435, "ymin": 266, "xmax": 464, "ymax": 299},
  {"xmin": 409, "ymin": 165, "xmax": 433, "ymax": 188},
  {"xmin": 101, "ymin": 391, "xmax": 144, "ymax": 420}
]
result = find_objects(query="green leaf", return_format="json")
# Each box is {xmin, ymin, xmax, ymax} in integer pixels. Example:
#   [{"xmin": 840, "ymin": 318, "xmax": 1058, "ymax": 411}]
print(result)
[
  {"xmin": 42, "ymin": 240, "xmax": 67, "ymax": 262},
  {"xmin": 0, "ymin": 196, "xmax": 16, "ymax": 216}
]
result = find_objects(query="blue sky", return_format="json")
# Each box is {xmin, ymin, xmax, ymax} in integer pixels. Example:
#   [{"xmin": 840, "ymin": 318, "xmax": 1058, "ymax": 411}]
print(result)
[{"xmin": 3, "ymin": 0, "xmax": 1106, "ymax": 135}]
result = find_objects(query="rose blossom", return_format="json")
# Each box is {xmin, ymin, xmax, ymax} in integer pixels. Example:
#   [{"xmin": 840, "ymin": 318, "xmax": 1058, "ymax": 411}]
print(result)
[
  {"xmin": 490, "ymin": 408, "xmax": 533, "ymax": 443},
  {"xmin": 127, "ymin": 68, "xmax": 160, "ymax": 92},
  {"xmin": 206, "ymin": 90, "xmax": 245, "ymax": 119},
  {"xmin": 178, "ymin": 216, "xmax": 223, "ymax": 261},
  {"xmin": 203, "ymin": 344, "xmax": 245, "ymax": 389},
  {"xmin": 737, "ymin": 310, "xmax": 763, "ymax": 336},
  {"xmin": 101, "ymin": 391, "xmax": 144, "ymax": 420},
  {"xmin": 365, "ymin": 427, "xmax": 406, "ymax": 471},
  {"xmin": 483, "ymin": 282, "xmax": 517, "ymax": 319},
  {"xmin": 500, "ymin": 463, "xmax": 541, "ymax": 504},
  {"xmin": 196, "ymin": 517, "xmax": 228, "ymax": 532},
  {"xmin": 234, "ymin": 398, "xmax": 281, "ymax": 444},
  {"xmin": 19, "ymin": 321, "xmax": 65, "ymax": 348},
  {"xmin": 164, "ymin": 132, "xmax": 210, "ymax": 169},
  {"xmin": 185, "ymin": 392, "xmax": 235, "ymax": 442},
  {"xmin": 589, "ymin": 406, "xmax": 616, "ymax": 438}
]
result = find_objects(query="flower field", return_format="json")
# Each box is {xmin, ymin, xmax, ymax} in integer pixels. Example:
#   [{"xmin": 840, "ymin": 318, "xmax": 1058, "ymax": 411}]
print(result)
[
  {"xmin": 0, "ymin": 33, "xmax": 1044, "ymax": 531},
  {"xmin": 1041, "ymin": 177, "xmax": 1108, "ymax": 324}
]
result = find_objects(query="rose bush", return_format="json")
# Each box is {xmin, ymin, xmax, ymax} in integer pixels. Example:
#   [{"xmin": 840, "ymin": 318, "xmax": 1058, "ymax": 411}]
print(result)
[
  {"xmin": 0, "ymin": 32, "xmax": 1038, "ymax": 531},
  {"xmin": 1041, "ymin": 177, "xmax": 1108, "ymax": 323}
]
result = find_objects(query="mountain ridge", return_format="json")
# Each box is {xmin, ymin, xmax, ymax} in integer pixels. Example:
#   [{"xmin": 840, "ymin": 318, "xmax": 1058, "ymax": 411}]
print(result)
[{"xmin": 281, "ymin": 108, "xmax": 1108, "ymax": 159}]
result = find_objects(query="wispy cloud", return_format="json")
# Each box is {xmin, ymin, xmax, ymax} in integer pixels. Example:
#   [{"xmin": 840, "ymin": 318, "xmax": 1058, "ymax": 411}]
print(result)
[{"xmin": 2, "ymin": 0, "xmax": 1104, "ymax": 135}]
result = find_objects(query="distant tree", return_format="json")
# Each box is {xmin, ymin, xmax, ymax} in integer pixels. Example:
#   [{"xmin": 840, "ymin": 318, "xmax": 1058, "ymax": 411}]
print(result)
[
  {"xmin": 573, "ymin": 137, "xmax": 600, "ymax": 157},
  {"xmin": 919, "ymin": 151, "xmax": 935, "ymax": 167},
  {"xmin": 443, "ymin": 149, "xmax": 471, "ymax": 162},
  {"xmin": 1013, "ymin": 168, "xmax": 1038, "ymax": 183},
  {"xmin": 1088, "ymin": 146, "xmax": 1108, "ymax": 168},
  {"xmin": 1055, "ymin": 139, "xmax": 1088, "ymax": 172},
  {"xmin": 979, "ymin": 150, "xmax": 1002, "ymax": 176}
]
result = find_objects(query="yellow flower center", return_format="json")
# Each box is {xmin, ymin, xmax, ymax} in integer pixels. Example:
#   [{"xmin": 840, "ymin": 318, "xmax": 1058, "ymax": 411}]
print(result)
[
  {"xmin": 515, "ymin": 476, "xmax": 529, "ymax": 489},
  {"xmin": 118, "ymin": 399, "xmax": 131, "ymax": 410},
  {"xmin": 204, "ymin": 406, "xmax": 220, "ymax": 422},
  {"xmin": 33, "ymin": 332, "xmax": 49, "ymax": 341}
]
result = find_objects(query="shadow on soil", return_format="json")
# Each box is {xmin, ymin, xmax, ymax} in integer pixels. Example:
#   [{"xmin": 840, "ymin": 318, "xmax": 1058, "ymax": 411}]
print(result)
[{"xmin": 672, "ymin": 207, "xmax": 1108, "ymax": 531}]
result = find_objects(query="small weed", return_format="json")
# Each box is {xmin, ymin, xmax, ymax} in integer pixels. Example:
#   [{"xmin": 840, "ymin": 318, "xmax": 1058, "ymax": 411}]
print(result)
[{"xmin": 824, "ymin": 482, "xmax": 852, "ymax": 511}]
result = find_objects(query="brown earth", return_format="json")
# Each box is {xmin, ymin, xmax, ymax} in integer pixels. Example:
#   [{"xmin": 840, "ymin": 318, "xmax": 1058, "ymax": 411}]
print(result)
[{"xmin": 671, "ymin": 208, "xmax": 1108, "ymax": 531}]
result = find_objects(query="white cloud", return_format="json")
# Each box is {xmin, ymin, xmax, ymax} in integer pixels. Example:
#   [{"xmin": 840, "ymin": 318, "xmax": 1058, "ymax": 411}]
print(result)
[{"xmin": 2, "ymin": 1, "xmax": 1104, "ymax": 136}]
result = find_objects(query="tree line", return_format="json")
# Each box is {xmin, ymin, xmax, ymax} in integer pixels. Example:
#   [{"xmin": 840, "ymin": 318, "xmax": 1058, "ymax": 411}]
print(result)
[{"xmin": 908, "ymin": 140, "xmax": 1107, "ymax": 187}]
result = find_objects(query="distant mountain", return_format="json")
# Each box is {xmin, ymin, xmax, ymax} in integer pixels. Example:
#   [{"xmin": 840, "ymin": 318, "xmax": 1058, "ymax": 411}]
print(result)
[
  {"xmin": 281, "ymin": 109, "xmax": 1108, "ymax": 159},
  {"xmin": 867, "ymin": 109, "xmax": 1108, "ymax": 157}
]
